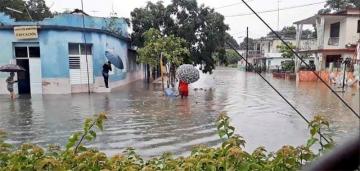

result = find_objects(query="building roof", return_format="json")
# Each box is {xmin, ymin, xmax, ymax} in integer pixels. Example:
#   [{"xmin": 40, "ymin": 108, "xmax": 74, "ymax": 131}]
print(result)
[
  {"xmin": 294, "ymin": 8, "xmax": 360, "ymax": 25},
  {"xmin": 0, "ymin": 12, "xmax": 130, "ymax": 41}
]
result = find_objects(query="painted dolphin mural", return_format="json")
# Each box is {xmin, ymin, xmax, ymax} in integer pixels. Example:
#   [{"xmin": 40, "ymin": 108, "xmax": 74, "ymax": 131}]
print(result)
[{"xmin": 105, "ymin": 51, "xmax": 124, "ymax": 69}]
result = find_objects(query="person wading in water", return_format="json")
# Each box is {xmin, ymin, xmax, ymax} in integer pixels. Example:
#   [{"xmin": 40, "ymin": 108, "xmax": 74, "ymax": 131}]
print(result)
[
  {"xmin": 178, "ymin": 80, "xmax": 189, "ymax": 98},
  {"xmin": 102, "ymin": 61, "xmax": 112, "ymax": 88},
  {"xmin": 6, "ymin": 72, "xmax": 17, "ymax": 99}
]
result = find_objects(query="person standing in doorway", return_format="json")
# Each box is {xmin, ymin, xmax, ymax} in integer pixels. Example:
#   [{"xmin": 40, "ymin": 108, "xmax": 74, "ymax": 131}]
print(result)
[
  {"xmin": 102, "ymin": 61, "xmax": 112, "ymax": 88},
  {"xmin": 6, "ymin": 72, "xmax": 17, "ymax": 99}
]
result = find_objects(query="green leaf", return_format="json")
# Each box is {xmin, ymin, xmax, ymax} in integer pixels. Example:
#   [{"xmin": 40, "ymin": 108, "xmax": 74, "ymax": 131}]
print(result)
[
  {"xmin": 306, "ymin": 138, "xmax": 318, "ymax": 148},
  {"xmin": 89, "ymin": 130, "xmax": 96, "ymax": 138},
  {"xmin": 323, "ymin": 143, "xmax": 334, "ymax": 150},
  {"xmin": 84, "ymin": 118, "xmax": 92, "ymax": 132},
  {"xmin": 217, "ymin": 122, "xmax": 224, "ymax": 130},
  {"xmin": 85, "ymin": 135, "xmax": 93, "ymax": 141},
  {"xmin": 66, "ymin": 132, "xmax": 80, "ymax": 150},
  {"xmin": 218, "ymin": 130, "xmax": 226, "ymax": 138},
  {"xmin": 310, "ymin": 127, "xmax": 317, "ymax": 137},
  {"xmin": 96, "ymin": 119, "xmax": 104, "ymax": 131},
  {"xmin": 77, "ymin": 145, "xmax": 87, "ymax": 152}
]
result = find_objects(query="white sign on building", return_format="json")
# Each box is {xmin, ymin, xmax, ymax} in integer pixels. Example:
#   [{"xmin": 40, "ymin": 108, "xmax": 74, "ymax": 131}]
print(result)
[{"xmin": 14, "ymin": 26, "xmax": 38, "ymax": 39}]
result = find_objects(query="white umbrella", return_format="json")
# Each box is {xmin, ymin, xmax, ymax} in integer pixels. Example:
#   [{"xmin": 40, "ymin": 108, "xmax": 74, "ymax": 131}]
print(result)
[{"xmin": 176, "ymin": 64, "xmax": 200, "ymax": 84}]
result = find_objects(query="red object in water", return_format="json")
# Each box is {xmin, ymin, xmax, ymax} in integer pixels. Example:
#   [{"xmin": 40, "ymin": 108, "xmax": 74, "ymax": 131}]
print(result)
[{"xmin": 179, "ymin": 80, "xmax": 189, "ymax": 97}]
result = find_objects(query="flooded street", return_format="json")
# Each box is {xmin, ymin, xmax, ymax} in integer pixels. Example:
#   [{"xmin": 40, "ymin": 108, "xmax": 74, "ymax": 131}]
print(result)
[{"xmin": 0, "ymin": 68, "xmax": 359, "ymax": 158}]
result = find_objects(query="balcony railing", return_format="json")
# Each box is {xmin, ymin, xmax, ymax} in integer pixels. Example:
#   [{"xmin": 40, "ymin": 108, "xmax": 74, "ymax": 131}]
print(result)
[
  {"xmin": 247, "ymin": 50, "xmax": 264, "ymax": 58},
  {"xmin": 328, "ymin": 37, "xmax": 339, "ymax": 46}
]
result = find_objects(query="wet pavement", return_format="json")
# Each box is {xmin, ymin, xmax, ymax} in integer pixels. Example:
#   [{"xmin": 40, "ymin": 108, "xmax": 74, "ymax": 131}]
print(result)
[{"xmin": 0, "ymin": 68, "xmax": 359, "ymax": 157}]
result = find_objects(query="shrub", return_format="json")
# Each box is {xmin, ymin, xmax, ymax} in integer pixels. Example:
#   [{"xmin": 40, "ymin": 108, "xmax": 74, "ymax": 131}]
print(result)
[{"xmin": 0, "ymin": 112, "xmax": 334, "ymax": 170}]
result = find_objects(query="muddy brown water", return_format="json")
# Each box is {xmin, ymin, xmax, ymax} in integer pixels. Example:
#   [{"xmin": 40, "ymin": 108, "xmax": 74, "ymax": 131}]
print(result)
[{"xmin": 0, "ymin": 68, "xmax": 358, "ymax": 157}]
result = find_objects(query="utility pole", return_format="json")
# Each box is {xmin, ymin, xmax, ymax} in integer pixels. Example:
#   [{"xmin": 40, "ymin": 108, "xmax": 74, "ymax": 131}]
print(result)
[
  {"xmin": 246, "ymin": 27, "xmax": 248, "ymax": 71},
  {"xmin": 277, "ymin": 0, "xmax": 280, "ymax": 31},
  {"xmin": 81, "ymin": 0, "xmax": 91, "ymax": 94}
]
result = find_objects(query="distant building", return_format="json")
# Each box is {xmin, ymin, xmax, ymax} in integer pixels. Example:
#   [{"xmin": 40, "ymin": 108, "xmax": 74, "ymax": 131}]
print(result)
[
  {"xmin": 252, "ymin": 37, "xmax": 317, "ymax": 71},
  {"xmin": 0, "ymin": 12, "xmax": 144, "ymax": 94}
]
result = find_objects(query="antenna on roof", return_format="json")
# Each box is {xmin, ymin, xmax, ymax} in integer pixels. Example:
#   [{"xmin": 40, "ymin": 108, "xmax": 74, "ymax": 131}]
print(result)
[{"xmin": 110, "ymin": 2, "xmax": 117, "ymax": 17}]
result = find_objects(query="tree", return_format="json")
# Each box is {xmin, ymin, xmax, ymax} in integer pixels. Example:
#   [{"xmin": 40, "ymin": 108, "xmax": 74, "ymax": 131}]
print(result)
[
  {"xmin": 138, "ymin": 28, "xmax": 189, "ymax": 84},
  {"xmin": 130, "ymin": 1, "xmax": 168, "ymax": 48},
  {"xmin": 277, "ymin": 42, "xmax": 296, "ymax": 72},
  {"xmin": 224, "ymin": 33, "xmax": 240, "ymax": 49},
  {"xmin": 239, "ymin": 37, "xmax": 255, "ymax": 50},
  {"xmin": 318, "ymin": 0, "xmax": 360, "ymax": 14},
  {"xmin": 265, "ymin": 26, "xmax": 316, "ymax": 39},
  {"xmin": 0, "ymin": 0, "xmax": 29, "ymax": 21},
  {"xmin": 0, "ymin": 0, "xmax": 52, "ymax": 21},
  {"xmin": 277, "ymin": 42, "xmax": 296, "ymax": 59},
  {"xmin": 225, "ymin": 49, "xmax": 240, "ymax": 65},
  {"xmin": 131, "ymin": 0, "xmax": 229, "ymax": 73},
  {"xmin": 26, "ymin": 0, "xmax": 53, "ymax": 21}
]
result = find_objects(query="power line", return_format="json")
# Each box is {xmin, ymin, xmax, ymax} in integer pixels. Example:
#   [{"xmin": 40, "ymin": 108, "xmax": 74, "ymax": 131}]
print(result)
[
  {"xmin": 226, "ymin": 41, "xmax": 331, "ymax": 144},
  {"xmin": 215, "ymin": 0, "xmax": 254, "ymax": 9},
  {"xmin": 240, "ymin": 0, "xmax": 360, "ymax": 119},
  {"xmin": 225, "ymin": 1, "xmax": 326, "ymax": 17}
]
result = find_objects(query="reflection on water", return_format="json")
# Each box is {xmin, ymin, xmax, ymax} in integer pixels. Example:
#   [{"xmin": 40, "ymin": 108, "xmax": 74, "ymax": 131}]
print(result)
[{"xmin": 0, "ymin": 68, "xmax": 358, "ymax": 157}]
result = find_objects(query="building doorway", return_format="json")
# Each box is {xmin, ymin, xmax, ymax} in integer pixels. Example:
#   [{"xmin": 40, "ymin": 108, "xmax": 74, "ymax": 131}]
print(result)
[
  {"xmin": 68, "ymin": 43, "xmax": 93, "ymax": 86},
  {"xmin": 14, "ymin": 44, "xmax": 42, "ymax": 95},
  {"xmin": 16, "ymin": 59, "xmax": 30, "ymax": 94},
  {"xmin": 325, "ymin": 55, "xmax": 341, "ymax": 68}
]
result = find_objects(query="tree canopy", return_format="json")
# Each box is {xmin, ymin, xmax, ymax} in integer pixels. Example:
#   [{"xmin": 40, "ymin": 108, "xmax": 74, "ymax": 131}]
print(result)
[
  {"xmin": 0, "ymin": 0, "xmax": 52, "ymax": 21},
  {"xmin": 318, "ymin": 0, "xmax": 360, "ymax": 14},
  {"xmin": 276, "ymin": 42, "xmax": 296, "ymax": 59},
  {"xmin": 224, "ymin": 33, "xmax": 240, "ymax": 49},
  {"xmin": 131, "ymin": 0, "xmax": 229, "ymax": 73},
  {"xmin": 138, "ymin": 28, "xmax": 189, "ymax": 68},
  {"xmin": 239, "ymin": 37, "xmax": 255, "ymax": 50},
  {"xmin": 266, "ymin": 26, "xmax": 315, "ymax": 39}
]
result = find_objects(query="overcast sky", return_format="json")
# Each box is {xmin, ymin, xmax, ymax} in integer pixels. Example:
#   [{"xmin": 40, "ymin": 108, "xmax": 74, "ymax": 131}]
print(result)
[{"xmin": 44, "ymin": 0, "xmax": 326, "ymax": 41}]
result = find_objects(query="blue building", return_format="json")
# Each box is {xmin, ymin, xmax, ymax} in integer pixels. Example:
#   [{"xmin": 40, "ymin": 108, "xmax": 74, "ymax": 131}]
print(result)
[{"xmin": 0, "ymin": 12, "xmax": 144, "ymax": 94}]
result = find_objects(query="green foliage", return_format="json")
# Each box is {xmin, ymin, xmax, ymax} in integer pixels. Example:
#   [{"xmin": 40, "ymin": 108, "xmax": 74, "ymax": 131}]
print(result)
[
  {"xmin": 131, "ymin": 0, "xmax": 229, "ymax": 73},
  {"xmin": 239, "ymin": 37, "xmax": 255, "ymax": 51},
  {"xmin": 0, "ymin": 0, "xmax": 52, "ymax": 21},
  {"xmin": 266, "ymin": 26, "xmax": 315, "ymax": 39},
  {"xmin": 0, "ymin": 0, "xmax": 29, "ymax": 21},
  {"xmin": 0, "ymin": 112, "xmax": 334, "ymax": 170},
  {"xmin": 137, "ymin": 28, "xmax": 189, "ymax": 68},
  {"xmin": 281, "ymin": 60, "xmax": 295, "ymax": 72},
  {"xmin": 26, "ymin": 0, "xmax": 53, "ymax": 21},
  {"xmin": 319, "ymin": 0, "xmax": 360, "ymax": 13},
  {"xmin": 213, "ymin": 49, "xmax": 240, "ymax": 66},
  {"xmin": 225, "ymin": 33, "xmax": 240, "ymax": 49},
  {"xmin": 277, "ymin": 42, "xmax": 296, "ymax": 59}
]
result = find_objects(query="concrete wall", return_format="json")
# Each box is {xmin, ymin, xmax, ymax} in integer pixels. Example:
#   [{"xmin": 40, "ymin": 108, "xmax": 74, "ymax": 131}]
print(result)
[{"xmin": 322, "ymin": 16, "xmax": 359, "ymax": 49}]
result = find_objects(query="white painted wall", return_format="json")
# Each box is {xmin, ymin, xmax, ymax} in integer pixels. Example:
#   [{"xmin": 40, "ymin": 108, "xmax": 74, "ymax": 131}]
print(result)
[{"xmin": 322, "ymin": 16, "xmax": 359, "ymax": 49}]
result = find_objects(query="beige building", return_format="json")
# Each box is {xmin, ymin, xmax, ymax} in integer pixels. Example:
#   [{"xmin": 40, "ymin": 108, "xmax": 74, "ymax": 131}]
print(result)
[{"xmin": 294, "ymin": 8, "xmax": 360, "ymax": 71}]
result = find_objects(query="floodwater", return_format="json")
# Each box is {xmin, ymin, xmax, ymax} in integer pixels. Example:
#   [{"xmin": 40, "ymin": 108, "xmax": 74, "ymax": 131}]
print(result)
[{"xmin": 0, "ymin": 68, "xmax": 359, "ymax": 158}]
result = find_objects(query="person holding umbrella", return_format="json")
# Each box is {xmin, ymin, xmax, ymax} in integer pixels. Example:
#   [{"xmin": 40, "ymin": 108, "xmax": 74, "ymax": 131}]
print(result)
[
  {"xmin": 179, "ymin": 80, "xmax": 189, "ymax": 98},
  {"xmin": 176, "ymin": 64, "xmax": 200, "ymax": 98},
  {"xmin": 0, "ymin": 64, "xmax": 25, "ymax": 99},
  {"xmin": 6, "ymin": 72, "xmax": 17, "ymax": 99},
  {"xmin": 102, "ymin": 61, "xmax": 112, "ymax": 88}
]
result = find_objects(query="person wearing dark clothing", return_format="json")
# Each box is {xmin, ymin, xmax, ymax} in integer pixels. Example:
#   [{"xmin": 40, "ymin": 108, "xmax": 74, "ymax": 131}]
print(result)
[{"xmin": 102, "ymin": 61, "xmax": 112, "ymax": 88}]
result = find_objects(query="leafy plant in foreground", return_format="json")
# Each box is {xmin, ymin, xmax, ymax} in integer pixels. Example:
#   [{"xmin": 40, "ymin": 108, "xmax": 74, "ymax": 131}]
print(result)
[{"xmin": 0, "ymin": 112, "xmax": 334, "ymax": 170}]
